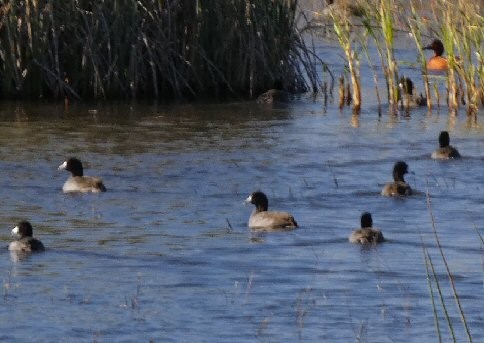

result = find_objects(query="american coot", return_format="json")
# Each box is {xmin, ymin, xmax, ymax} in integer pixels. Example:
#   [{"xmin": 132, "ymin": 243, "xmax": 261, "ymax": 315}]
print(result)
[
  {"xmin": 398, "ymin": 77, "xmax": 426, "ymax": 108},
  {"xmin": 58, "ymin": 158, "xmax": 106, "ymax": 193},
  {"xmin": 431, "ymin": 131, "xmax": 461, "ymax": 159},
  {"xmin": 349, "ymin": 212, "xmax": 384, "ymax": 244},
  {"xmin": 381, "ymin": 161, "xmax": 412, "ymax": 197},
  {"xmin": 9, "ymin": 221, "xmax": 45, "ymax": 252},
  {"xmin": 245, "ymin": 191, "xmax": 298, "ymax": 230}
]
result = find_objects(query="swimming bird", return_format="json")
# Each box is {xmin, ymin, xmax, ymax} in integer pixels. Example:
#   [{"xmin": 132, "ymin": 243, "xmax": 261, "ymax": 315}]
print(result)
[
  {"xmin": 431, "ymin": 131, "xmax": 461, "ymax": 159},
  {"xmin": 349, "ymin": 212, "xmax": 384, "ymax": 244},
  {"xmin": 245, "ymin": 191, "xmax": 298, "ymax": 230},
  {"xmin": 381, "ymin": 161, "xmax": 412, "ymax": 197},
  {"xmin": 9, "ymin": 221, "xmax": 45, "ymax": 252},
  {"xmin": 256, "ymin": 80, "xmax": 290, "ymax": 104},
  {"xmin": 58, "ymin": 157, "xmax": 106, "ymax": 193},
  {"xmin": 423, "ymin": 39, "xmax": 448, "ymax": 71},
  {"xmin": 398, "ymin": 77, "xmax": 426, "ymax": 108}
]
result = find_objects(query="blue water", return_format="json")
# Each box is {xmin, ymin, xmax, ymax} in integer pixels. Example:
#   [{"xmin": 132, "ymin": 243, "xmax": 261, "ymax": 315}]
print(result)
[
  {"xmin": 1, "ymin": 27, "xmax": 484, "ymax": 340},
  {"xmin": 0, "ymin": 97, "xmax": 482, "ymax": 342}
]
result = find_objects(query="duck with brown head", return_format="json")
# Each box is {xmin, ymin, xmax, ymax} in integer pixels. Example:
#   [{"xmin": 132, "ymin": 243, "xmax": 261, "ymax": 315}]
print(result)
[
  {"xmin": 245, "ymin": 191, "xmax": 298, "ymax": 230},
  {"xmin": 349, "ymin": 212, "xmax": 384, "ymax": 244},
  {"xmin": 424, "ymin": 39, "xmax": 448, "ymax": 71},
  {"xmin": 58, "ymin": 157, "xmax": 107, "ymax": 193},
  {"xmin": 431, "ymin": 131, "xmax": 461, "ymax": 159},
  {"xmin": 381, "ymin": 161, "xmax": 412, "ymax": 197}
]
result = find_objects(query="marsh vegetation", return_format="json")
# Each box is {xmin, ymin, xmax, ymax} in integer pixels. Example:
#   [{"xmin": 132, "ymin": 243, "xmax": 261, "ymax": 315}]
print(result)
[
  {"xmin": 1, "ymin": 0, "xmax": 481, "ymax": 117},
  {"xmin": 305, "ymin": 0, "xmax": 483, "ymax": 115},
  {"xmin": 0, "ymin": 0, "xmax": 319, "ymax": 101}
]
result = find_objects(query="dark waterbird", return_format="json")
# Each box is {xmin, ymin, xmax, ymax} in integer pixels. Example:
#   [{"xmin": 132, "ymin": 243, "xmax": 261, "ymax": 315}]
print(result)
[
  {"xmin": 245, "ymin": 191, "xmax": 298, "ymax": 230},
  {"xmin": 256, "ymin": 80, "xmax": 290, "ymax": 104},
  {"xmin": 9, "ymin": 221, "xmax": 45, "ymax": 253},
  {"xmin": 431, "ymin": 131, "xmax": 461, "ymax": 159},
  {"xmin": 398, "ymin": 77, "xmax": 426, "ymax": 108},
  {"xmin": 349, "ymin": 212, "xmax": 384, "ymax": 244},
  {"xmin": 381, "ymin": 161, "xmax": 412, "ymax": 197},
  {"xmin": 58, "ymin": 157, "xmax": 107, "ymax": 193}
]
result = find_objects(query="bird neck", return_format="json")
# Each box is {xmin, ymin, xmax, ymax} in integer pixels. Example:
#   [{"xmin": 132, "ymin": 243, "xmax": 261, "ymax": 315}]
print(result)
[{"xmin": 254, "ymin": 204, "xmax": 268, "ymax": 213}]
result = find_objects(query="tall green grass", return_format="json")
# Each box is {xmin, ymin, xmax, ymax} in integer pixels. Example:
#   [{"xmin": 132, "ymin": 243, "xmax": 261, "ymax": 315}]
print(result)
[
  {"xmin": 308, "ymin": 0, "xmax": 482, "ymax": 115},
  {"xmin": 425, "ymin": 186, "xmax": 473, "ymax": 342},
  {"xmin": 438, "ymin": 2, "xmax": 460, "ymax": 115},
  {"xmin": 329, "ymin": 3, "xmax": 362, "ymax": 113},
  {"xmin": 407, "ymin": 1, "xmax": 432, "ymax": 109},
  {"xmin": 377, "ymin": 0, "xmax": 399, "ymax": 108},
  {"xmin": 421, "ymin": 0, "xmax": 483, "ymax": 115},
  {"xmin": 450, "ymin": 1, "xmax": 482, "ymax": 115},
  {"xmin": 0, "ymin": 0, "xmax": 319, "ymax": 101}
]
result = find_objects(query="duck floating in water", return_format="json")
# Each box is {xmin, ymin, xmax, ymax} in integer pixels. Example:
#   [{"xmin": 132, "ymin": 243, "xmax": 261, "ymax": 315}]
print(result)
[
  {"xmin": 320, "ymin": 1, "xmax": 364, "ymax": 18},
  {"xmin": 398, "ymin": 77, "xmax": 426, "ymax": 108},
  {"xmin": 245, "ymin": 191, "xmax": 298, "ymax": 230},
  {"xmin": 349, "ymin": 212, "xmax": 384, "ymax": 244},
  {"xmin": 9, "ymin": 221, "xmax": 45, "ymax": 253},
  {"xmin": 423, "ymin": 39, "xmax": 448, "ymax": 71},
  {"xmin": 431, "ymin": 131, "xmax": 461, "ymax": 159},
  {"xmin": 256, "ymin": 80, "xmax": 290, "ymax": 104},
  {"xmin": 58, "ymin": 157, "xmax": 107, "ymax": 193},
  {"xmin": 381, "ymin": 161, "xmax": 412, "ymax": 197}
]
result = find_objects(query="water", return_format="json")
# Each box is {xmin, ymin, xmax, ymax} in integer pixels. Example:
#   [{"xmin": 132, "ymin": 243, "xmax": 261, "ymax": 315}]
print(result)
[{"xmin": 0, "ymin": 97, "xmax": 482, "ymax": 342}]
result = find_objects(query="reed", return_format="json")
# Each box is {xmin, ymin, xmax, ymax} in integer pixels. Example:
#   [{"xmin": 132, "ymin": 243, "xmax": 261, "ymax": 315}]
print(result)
[
  {"xmin": 451, "ymin": 1, "xmax": 483, "ymax": 115},
  {"xmin": 353, "ymin": 0, "xmax": 401, "ymax": 112},
  {"xmin": 433, "ymin": 83, "xmax": 441, "ymax": 108},
  {"xmin": 295, "ymin": 286, "xmax": 314, "ymax": 339},
  {"xmin": 338, "ymin": 74, "xmax": 346, "ymax": 109},
  {"xmin": 0, "ymin": 0, "xmax": 319, "ymax": 101},
  {"xmin": 360, "ymin": 31, "xmax": 383, "ymax": 113},
  {"xmin": 308, "ymin": 0, "xmax": 481, "ymax": 115},
  {"xmin": 425, "ymin": 186, "xmax": 473, "ymax": 342},
  {"xmin": 423, "ymin": 0, "xmax": 482, "ymax": 115},
  {"xmin": 377, "ymin": 0, "xmax": 399, "ymax": 108},
  {"xmin": 474, "ymin": 223, "xmax": 484, "ymax": 245},
  {"xmin": 2, "ymin": 268, "xmax": 13, "ymax": 303},
  {"xmin": 407, "ymin": 1, "xmax": 432, "ymax": 109},
  {"xmin": 423, "ymin": 245, "xmax": 456, "ymax": 342},
  {"xmin": 422, "ymin": 246, "xmax": 442, "ymax": 342},
  {"xmin": 438, "ymin": 3, "xmax": 459, "ymax": 115},
  {"xmin": 329, "ymin": 3, "xmax": 362, "ymax": 113}
]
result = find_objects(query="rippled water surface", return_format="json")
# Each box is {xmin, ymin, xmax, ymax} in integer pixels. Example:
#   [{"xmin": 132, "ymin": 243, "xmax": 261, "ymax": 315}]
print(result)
[{"xmin": 0, "ymin": 98, "xmax": 482, "ymax": 342}]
